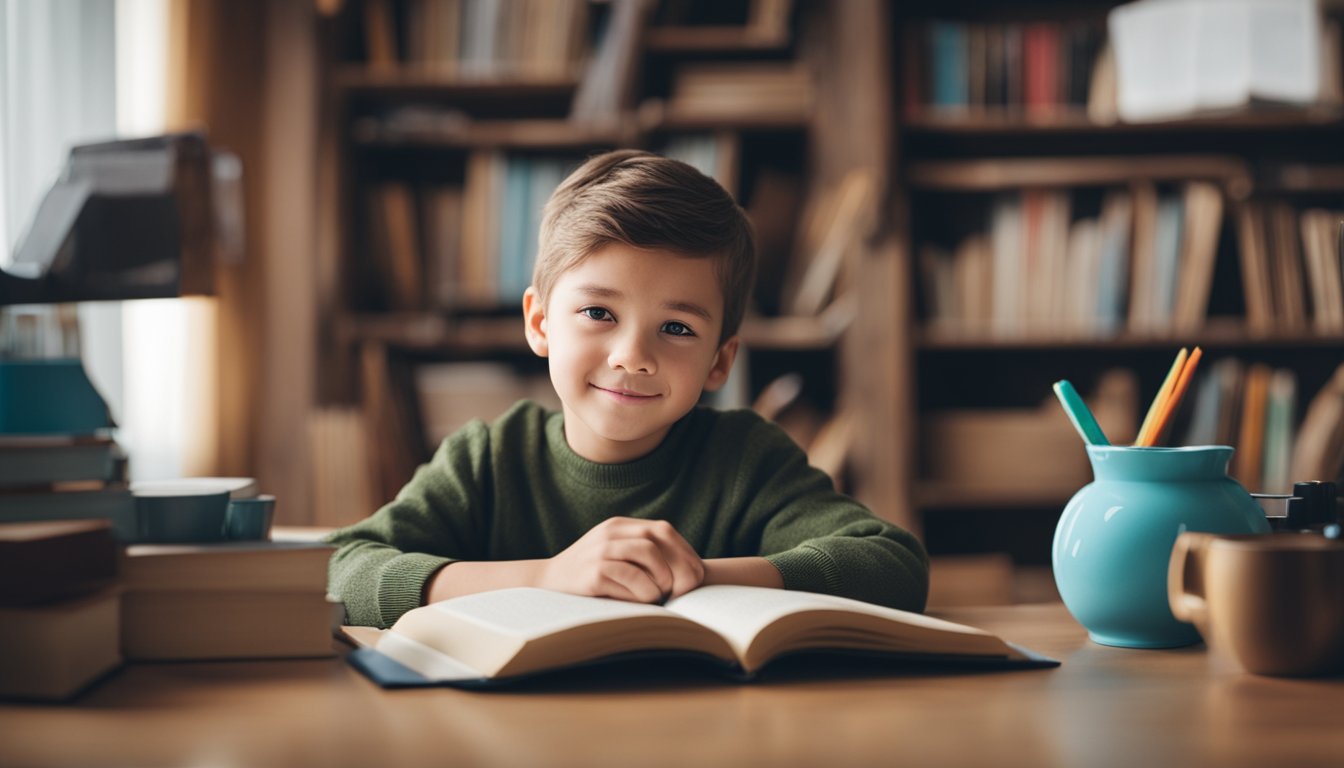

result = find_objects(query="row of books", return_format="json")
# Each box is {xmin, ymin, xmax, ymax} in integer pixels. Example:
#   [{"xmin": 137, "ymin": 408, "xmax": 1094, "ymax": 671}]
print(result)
[
  {"xmin": 0, "ymin": 519, "xmax": 337, "ymax": 701},
  {"xmin": 364, "ymin": 0, "xmax": 589, "ymax": 78},
  {"xmin": 903, "ymin": 19, "xmax": 1106, "ymax": 115},
  {"xmin": 1236, "ymin": 203, "xmax": 1344, "ymax": 335},
  {"xmin": 918, "ymin": 185, "xmax": 1344, "ymax": 338},
  {"xmin": 917, "ymin": 182, "xmax": 1222, "ymax": 338},
  {"xmin": 1183, "ymin": 359, "xmax": 1344, "ymax": 494},
  {"xmin": 362, "ymin": 134, "xmax": 734, "ymax": 312}
]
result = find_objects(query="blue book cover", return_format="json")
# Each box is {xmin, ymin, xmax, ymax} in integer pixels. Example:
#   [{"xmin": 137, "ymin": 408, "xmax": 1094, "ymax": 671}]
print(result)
[
  {"xmin": 1152, "ymin": 194, "xmax": 1185, "ymax": 330},
  {"xmin": 497, "ymin": 154, "xmax": 533, "ymax": 303},
  {"xmin": 930, "ymin": 22, "xmax": 969, "ymax": 108}
]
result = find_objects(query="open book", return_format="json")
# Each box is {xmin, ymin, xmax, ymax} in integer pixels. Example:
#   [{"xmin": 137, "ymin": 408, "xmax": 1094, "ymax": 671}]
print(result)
[{"xmin": 341, "ymin": 585, "xmax": 1057, "ymax": 688}]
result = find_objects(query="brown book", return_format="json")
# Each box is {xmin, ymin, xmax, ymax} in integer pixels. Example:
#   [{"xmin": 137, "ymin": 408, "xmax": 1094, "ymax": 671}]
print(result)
[
  {"xmin": 0, "ymin": 588, "xmax": 121, "ymax": 701},
  {"xmin": 122, "ymin": 590, "xmax": 340, "ymax": 661},
  {"xmin": 120, "ymin": 541, "xmax": 334, "ymax": 593},
  {"xmin": 1235, "ymin": 363, "xmax": 1272, "ymax": 491},
  {"xmin": 377, "ymin": 183, "xmax": 424, "ymax": 310},
  {"xmin": 1268, "ymin": 202, "xmax": 1307, "ymax": 332},
  {"xmin": 1291, "ymin": 363, "xmax": 1344, "ymax": 484},
  {"xmin": 1173, "ymin": 182, "xmax": 1225, "ymax": 334},
  {"xmin": 0, "ymin": 519, "xmax": 117, "ymax": 606},
  {"xmin": 363, "ymin": 0, "xmax": 398, "ymax": 69},
  {"xmin": 1234, "ymin": 203, "xmax": 1275, "ymax": 334}
]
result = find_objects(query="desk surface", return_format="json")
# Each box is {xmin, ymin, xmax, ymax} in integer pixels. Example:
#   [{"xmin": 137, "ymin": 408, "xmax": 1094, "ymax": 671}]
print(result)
[{"xmin": 3, "ymin": 602, "xmax": 1341, "ymax": 768}]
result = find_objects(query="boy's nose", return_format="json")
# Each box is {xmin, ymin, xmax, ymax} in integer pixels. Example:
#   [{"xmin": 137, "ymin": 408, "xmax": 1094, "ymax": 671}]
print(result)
[{"xmin": 608, "ymin": 332, "xmax": 656, "ymax": 374}]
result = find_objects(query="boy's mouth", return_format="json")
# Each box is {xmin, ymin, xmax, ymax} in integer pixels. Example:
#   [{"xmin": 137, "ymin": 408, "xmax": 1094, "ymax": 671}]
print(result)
[{"xmin": 593, "ymin": 384, "xmax": 660, "ymax": 400}]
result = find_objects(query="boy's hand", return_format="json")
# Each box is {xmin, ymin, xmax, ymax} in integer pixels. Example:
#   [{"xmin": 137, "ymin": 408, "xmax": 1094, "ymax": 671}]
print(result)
[{"xmin": 539, "ymin": 517, "xmax": 705, "ymax": 603}]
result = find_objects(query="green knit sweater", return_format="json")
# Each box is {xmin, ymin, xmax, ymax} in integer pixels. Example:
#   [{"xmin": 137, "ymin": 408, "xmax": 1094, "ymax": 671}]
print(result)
[{"xmin": 326, "ymin": 400, "xmax": 929, "ymax": 627}]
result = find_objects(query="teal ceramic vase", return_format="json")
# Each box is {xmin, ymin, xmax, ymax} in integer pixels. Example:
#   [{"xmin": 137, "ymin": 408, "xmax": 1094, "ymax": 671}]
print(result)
[{"xmin": 1052, "ymin": 445, "xmax": 1270, "ymax": 648}]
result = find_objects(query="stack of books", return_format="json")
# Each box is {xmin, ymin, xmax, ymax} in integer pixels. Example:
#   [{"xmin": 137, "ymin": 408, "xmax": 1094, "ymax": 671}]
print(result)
[
  {"xmin": 0, "ymin": 359, "xmax": 134, "ymax": 538},
  {"xmin": 119, "ymin": 540, "xmax": 340, "ymax": 660},
  {"xmin": 0, "ymin": 519, "xmax": 122, "ymax": 700}
]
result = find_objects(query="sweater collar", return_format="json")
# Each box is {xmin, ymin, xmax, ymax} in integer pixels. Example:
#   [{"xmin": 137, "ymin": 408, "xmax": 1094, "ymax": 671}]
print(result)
[{"xmin": 545, "ymin": 408, "xmax": 700, "ymax": 488}]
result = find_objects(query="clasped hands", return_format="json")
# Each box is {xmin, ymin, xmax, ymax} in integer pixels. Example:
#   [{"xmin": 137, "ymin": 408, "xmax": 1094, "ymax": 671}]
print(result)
[{"xmin": 539, "ymin": 517, "xmax": 704, "ymax": 603}]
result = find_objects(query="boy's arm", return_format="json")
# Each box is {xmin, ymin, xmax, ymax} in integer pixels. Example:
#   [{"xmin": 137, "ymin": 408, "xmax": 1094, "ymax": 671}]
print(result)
[
  {"xmin": 701, "ymin": 557, "xmax": 784, "ymax": 588},
  {"xmin": 738, "ymin": 421, "xmax": 930, "ymax": 612},
  {"xmin": 326, "ymin": 423, "xmax": 492, "ymax": 628}
]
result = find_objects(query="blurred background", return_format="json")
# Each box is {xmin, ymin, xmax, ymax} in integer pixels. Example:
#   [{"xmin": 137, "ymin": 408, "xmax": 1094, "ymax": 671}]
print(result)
[{"xmin": 2, "ymin": 0, "xmax": 1342, "ymax": 605}]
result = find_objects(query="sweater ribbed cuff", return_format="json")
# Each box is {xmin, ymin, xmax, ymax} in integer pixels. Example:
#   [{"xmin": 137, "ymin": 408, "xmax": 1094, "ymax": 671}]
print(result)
[
  {"xmin": 765, "ymin": 545, "xmax": 843, "ymax": 595},
  {"xmin": 377, "ymin": 552, "xmax": 453, "ymax": 627}
]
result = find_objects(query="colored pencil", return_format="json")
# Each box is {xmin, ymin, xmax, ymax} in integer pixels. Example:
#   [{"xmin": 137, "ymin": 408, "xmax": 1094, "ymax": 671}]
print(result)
[
  {"xmin": 1136, "ymin": 347, "xmax": 1188, "ymax": 447},
  {"xmin": 1053, "ymin": 380, "xmax": 1111, "ymax": 446},
  {"xmin": 1147, "ymin": 346, "xmax": 1203, "ymax": 446}
]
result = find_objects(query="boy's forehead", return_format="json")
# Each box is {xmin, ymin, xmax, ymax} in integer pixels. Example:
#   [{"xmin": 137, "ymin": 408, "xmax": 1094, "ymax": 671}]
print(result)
[{"xmin": 552, "ymin": 245, "xmax": 726, "ymax": 315}]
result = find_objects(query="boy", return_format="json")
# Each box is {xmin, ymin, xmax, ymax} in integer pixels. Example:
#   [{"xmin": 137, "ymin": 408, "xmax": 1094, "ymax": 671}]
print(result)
[{"xmin": 327, "ymin": 150, "xmax": 928, "ymax": 628}]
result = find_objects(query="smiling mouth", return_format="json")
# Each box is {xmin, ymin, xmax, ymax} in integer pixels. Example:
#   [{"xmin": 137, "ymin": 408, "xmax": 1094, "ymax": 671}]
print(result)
[{"xmin": 593, "ymin": 385, "xmax": 660, "ymax": 400}]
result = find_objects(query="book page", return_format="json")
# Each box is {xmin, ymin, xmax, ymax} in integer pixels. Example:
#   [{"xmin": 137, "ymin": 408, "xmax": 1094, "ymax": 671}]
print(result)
[
  {"xmin": 386, "ymin": 588, "xmax": 735, "ymax": 679},
  {"xmin": 664, "ymin": 586, "xmax": 1010, "ymax": 672}
]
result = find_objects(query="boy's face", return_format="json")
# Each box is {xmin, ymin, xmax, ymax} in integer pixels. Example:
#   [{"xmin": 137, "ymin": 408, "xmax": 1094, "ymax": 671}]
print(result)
[{"xmin": 523, "ymin": 243, "xmax": 739, "ymax": 464}]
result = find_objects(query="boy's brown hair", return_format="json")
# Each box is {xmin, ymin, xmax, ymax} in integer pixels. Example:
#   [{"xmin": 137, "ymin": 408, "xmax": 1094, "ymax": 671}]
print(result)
[{"xmin": 533, "ymin": 149, "xmax": 756, "ymax": 342}]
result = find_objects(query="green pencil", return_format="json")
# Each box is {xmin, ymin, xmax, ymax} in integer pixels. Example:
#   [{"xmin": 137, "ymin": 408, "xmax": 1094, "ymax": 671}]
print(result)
[{"xmin": 1053, "ymin": 380, "xmax": 1111, "ymax": 446}]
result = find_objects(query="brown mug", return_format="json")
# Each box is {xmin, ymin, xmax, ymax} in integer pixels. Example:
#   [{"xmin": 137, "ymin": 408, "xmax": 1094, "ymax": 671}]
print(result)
[{"xmin": 1168, "ymin": 532, "xmax": 1344, "ymax": 677}]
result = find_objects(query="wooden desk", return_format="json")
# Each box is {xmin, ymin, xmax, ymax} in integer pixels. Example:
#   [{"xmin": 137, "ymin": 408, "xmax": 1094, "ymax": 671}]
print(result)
[{"xmin": 2, "ymin": 602, "xmax": 1341, "ymax": 767}]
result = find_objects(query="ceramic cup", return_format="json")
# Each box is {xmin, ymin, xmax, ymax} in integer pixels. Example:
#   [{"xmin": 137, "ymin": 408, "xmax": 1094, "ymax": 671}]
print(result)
[
  {"xmin": 1169, "ymin": 532, "xmax": 1344, "ymax": 677},
  {"xmin": 224, "ymin": 495, "xmax": 276, "ymax": 541}
]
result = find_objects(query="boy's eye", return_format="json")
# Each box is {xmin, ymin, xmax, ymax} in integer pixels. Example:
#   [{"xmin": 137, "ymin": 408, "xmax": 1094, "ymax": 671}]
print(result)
[
  {"xmin": 661, "ymin": 321, "xmax": 696, "ymax": 337},
  {"xmin": 580, "ymin": 307, "xmax": 613, "ymax": 322}
]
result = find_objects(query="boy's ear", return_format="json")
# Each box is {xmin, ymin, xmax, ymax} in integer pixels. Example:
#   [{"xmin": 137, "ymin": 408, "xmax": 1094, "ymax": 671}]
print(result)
[
  {"xmin": 702, "ymin": 336, "xmax": 740, "ymax": 392},
  {"xmin": 522, "ymin": 287, "xmax": 549, "ymax": 357}
]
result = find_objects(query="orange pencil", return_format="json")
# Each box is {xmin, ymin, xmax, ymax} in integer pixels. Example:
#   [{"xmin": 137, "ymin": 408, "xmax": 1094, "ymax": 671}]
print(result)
[
  {"xmin": 1136, "ymin": 347, "xmax": 1188, "ymax": 447},
  {"xmin": 1147, "ymin": 346, "xmax": 1203, "ymax": 446}
]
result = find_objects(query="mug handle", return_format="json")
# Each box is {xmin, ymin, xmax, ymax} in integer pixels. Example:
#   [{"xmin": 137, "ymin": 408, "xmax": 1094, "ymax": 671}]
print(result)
[{"xmin": 1168, "ymin": 532, "xmax": 1214, "ymax": 625}]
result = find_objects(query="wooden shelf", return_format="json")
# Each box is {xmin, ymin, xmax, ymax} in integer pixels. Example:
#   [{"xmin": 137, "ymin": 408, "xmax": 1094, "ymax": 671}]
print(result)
[
  {"xmin": 338, "ymin": 311, "xmax": 849, "ymax": 354},
  {"xmin": 644, "ymin": 26, "xmax": 791, "ymax": 55},
  {"xmin": 351, "ymin": 117, "xmax": 639, "ymax": 150},
  {"xmin": 902, "ymin": 107, "xmax": 1344, "ymax": 136},
  {"xmin": 333, "ymin": 67, "xmax": 582, "ymax": 99},
  {"xmin": 638, "ymin": 99, "xmax": 812, "ymax": 132},
  {"xmin": 906, "ymin": 155, "xmax": 1252, "ymax": 192},
  {"xmin": 917, "ymin": 324, "xmax": 1344, "ymax": 351},
  {"xmin": 916, "ymin": 482, "xmax": 1074, "ymax": 510}
]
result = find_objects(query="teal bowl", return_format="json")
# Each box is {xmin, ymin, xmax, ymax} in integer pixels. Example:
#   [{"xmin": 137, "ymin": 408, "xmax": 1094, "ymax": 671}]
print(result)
[{"xmin": 133, "ymin": 489, "xmax": 231, "ymax": 543}]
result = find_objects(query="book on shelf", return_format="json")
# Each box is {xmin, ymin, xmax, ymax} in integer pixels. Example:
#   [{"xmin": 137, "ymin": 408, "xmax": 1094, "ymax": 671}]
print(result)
[
  {"xmin": 1291, "ymin": 362, "xmax": 1344, "ymax": 485},
  {"xmin": 919, "ymin": 179, "xmax": 1237, "ymax": 339},
  {"xmin": 908, "ymin": 17, "xmax": 1104, "ymax": 117},
  {"xmin": 0, "ymin": 519, "xmax": 118, "ymax": 606},
  {"xmin": 341, "ymin": 585, "xmax": 1057, "ymax": 688},
  {"xmin": 0, "ymin": 588, "xmax": 121, "ymax": 701},
  {"xmin": 1109, "ymin": 0, "xmax": 1339, "ymax": 123},
  {"xmin": 367, "ymin": 182, "xmax": 424, "ymax": 311},
  {"xmin": 367, "ymin": 0, "xmax": 590, "ymax": 79},
  {"xmin": 1236, "ymin": 202, "xmax": 1344, "ymax": 335}
]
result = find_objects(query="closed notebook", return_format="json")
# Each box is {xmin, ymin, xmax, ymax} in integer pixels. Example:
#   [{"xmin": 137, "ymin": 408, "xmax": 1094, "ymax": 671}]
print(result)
[{"xmin": 342, "ymin": 585, "xmax": 1058, "ymax": 688}]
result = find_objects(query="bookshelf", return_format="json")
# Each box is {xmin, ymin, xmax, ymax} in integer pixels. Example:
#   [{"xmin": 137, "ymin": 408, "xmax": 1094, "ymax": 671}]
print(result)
[
  {"xmin": 892, "ymin": 0, "xmax": 1344, "ymax": 565},
  {"xmin": 314, "ymin": 0, "xmax": 895, "ymax": 514}
]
